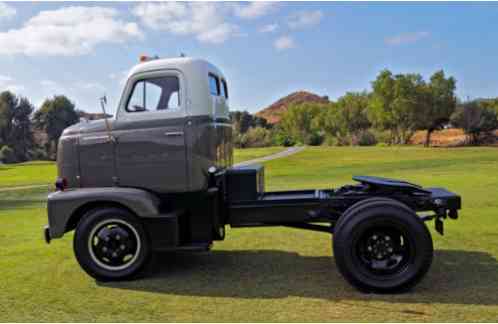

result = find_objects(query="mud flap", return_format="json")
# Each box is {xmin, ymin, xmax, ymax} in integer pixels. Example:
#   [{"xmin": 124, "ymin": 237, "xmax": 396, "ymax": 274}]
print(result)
[{"xmin": 435, "ymin": 217, "xmax": 444, "ymax": 235}]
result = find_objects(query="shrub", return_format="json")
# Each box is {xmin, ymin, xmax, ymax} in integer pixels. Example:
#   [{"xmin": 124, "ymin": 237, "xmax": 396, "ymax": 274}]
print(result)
[
  {"xmin": 451, "ymin": 102, "xmax": 498, "ymax": 145},
  {"xmin": 370, "ymin": 128, "xmax": 392, "ymax": 145},
  {"xmin": 243, "ymin": 127, "xmax": 272, "ymax": 148},
  {"xmin": 353, "ymin": 130, "xmax": 378, "ymax": 146},
  {"xmin": 304, "ymin": 132, "xmax": 324, "ymax": 146},
  {"xmin": 29, "ymin": 148, "xmax": 49, "ymax": 160},
  {"xmin": 0, "ymin": 145, "xmax": 17, "ymax": 164},
  {"xmin": 273, "ymin": 129, "xmax": 296, "ymax": 147}
]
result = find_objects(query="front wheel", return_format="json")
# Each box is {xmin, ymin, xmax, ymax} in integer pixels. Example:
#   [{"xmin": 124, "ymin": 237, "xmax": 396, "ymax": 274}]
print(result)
[
  {"xmin": 73, "ymin": 207, "xmax": 151, "ymax": 281},
  {"xmin": 333, "ymin": 198, "xmax": 433, "ymax": 293}
]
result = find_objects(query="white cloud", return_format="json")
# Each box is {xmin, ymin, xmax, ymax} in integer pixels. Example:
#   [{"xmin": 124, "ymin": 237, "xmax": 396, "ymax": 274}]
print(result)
[
  {"xmin": 133, "ymin": 2, "xmax": 239, "ymax": 45},
  {"xmin": 288, "ymin": 10, "xmax": 323, "ymax": 30},
  {"xmin": 0, "ymin": 2, "xmax": 16, "ymax": 20},
  {"xmin": 385, "ymin": 31, "xmax": 430, "ymax": 45},
  {"xmin": 274, "ymin": 35, "xmax": 295, "ymax": 51},
  {"xmin": 234, "ymin": 2, "xmax": 276, "ymax": 19},
  {"xmin": 0, "ymin": 75, "xmax": 25, "ymax": 93},
  {"xmin": 0, "ymin": 6, "xmax": 143, "ymax": 56},
  {"xmin": 0, "ymin": 75, "xmax": 12, "ymax": 83},
  {"xmin": 259, "ymin": 23, "xmax": 278, "ymax": 33}
]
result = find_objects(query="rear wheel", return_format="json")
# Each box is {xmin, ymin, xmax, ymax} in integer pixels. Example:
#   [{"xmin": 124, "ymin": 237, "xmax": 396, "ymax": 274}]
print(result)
[
  {"xmin": 73, "ymin": 207, "xmax": 151, "ymax": 281},
  {"xmin": 333, "ymin": 198, "xmax": 433, "ymax": 293}
]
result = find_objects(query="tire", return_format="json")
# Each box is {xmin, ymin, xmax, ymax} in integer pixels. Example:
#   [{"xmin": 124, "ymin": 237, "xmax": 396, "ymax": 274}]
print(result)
[
  {"xmin": 73, "ymin": 207, "xmax": 151, "ymax": 281},
  {"xmin": 333, "ymin": 198, "xmax": 433, "ymax": 293}
]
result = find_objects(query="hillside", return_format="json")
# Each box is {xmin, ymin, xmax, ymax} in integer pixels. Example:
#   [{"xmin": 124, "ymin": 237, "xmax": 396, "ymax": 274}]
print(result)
[{"xmin": 256, "ymin": 91, "xmax": 329, "ymax": 124}]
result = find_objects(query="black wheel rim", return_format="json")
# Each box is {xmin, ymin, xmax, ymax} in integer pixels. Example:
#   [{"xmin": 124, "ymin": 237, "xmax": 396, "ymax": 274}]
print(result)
[
  {"xmin": 354, "ymin": 225, "xmax": 412, "ymax": 276},
  {"xmin": 88, "ymin": 219, "xmax": 140, "ymax": 271}
]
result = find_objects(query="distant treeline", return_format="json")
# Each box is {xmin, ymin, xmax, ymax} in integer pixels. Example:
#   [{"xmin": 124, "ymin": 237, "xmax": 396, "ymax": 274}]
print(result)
[
  {"xmin": 232, "ymin": 69, "xmax": 498, "ymax": 148},
  {"xmin": 0, "ymin": 92, "xmax": 80, "ymax": 163},
  {"xmin": 2, "ymin": 68, "xmax": 498, "ymax": 164}
]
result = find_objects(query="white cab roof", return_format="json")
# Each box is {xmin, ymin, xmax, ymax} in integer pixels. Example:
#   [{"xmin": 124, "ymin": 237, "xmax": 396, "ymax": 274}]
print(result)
[{"xmin": 127, "ymin": 57, "xmax": 225, "ymax": 81}]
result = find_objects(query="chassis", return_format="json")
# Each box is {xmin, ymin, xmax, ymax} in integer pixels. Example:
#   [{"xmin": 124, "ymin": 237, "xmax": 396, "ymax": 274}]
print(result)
[{"xmin": 45, "ymin": 164, "xmax": 460, "ymax": 293}]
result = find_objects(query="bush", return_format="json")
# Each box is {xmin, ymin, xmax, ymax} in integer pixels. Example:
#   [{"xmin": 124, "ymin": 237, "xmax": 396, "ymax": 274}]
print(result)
[
  {"xmin": 243, "ymin": 127, "xmax": 273, "ymax": 148},
  {"xmin": 352, "ymin": 130, "xmax": 378, "ymax": 146},
  {"xmin": 370, "ymin": 128, "xmax": 392, "ymax": 145},
  {"xmin": 273, "ymin": 129, "xmax": 296, "ymax": 147},
  {"xmin": 322, "ymin": 135, "xmax": 350, "ymax": 146},
  {"xmin": 451, "ymin": 102, "xmax": 498, "ymax": 145},
  {"xmin": 0, "ymin": 146, "xmax": 17, "ymax": 164},
  {"xmin": 29, "ymin": 147, "xmax": 49, "ymax": 160},
  {"xmin": 304, "ymin": 132, "xmax": 324, "ymax": 146}
]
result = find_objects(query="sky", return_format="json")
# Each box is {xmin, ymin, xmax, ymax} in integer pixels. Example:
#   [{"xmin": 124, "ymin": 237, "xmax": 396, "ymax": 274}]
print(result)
[{"xmin": 0, "ymin": 1, "xmax": 497, "ymax": 115}]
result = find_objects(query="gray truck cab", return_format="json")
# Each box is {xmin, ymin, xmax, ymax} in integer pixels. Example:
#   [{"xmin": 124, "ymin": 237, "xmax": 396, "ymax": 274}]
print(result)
[{"xmin": 58, "ymin": 57, "xmax": 232, "ymax": 193}]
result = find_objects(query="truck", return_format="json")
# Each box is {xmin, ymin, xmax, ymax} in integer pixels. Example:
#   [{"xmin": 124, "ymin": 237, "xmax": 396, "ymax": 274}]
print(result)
[{"xmin": 44, "ymin": 57, "xmax": 461, "ymax": 293}]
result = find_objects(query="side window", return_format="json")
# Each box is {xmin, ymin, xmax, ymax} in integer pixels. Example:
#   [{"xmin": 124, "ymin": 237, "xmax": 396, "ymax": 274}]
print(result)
[
  {"xmin": 126, "ymin": 76, "xmax": 180, "ymax": 112},
  {"xmin": 209, "ymin": 74, "xmax": 220, "ymax": 96},
  {"xmin": 221, "ymin": 79, "xmax": 229, "ymax": 99}
]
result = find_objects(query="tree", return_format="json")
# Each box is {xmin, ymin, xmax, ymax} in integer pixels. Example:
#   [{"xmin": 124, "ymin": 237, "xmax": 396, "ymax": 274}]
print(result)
[
  {"xmin": 419, "ymin": 70, "xmax": 456, "ymax": 146},
  {"xmin": 451, "ymin": 101, "xmax": 498, "ymax": 145},
  {"xmin": 11, "ymin": 97, "xmax": 35, "ymax": 160},
  {"xmin": 336, "ymin": 92, "xmax": 371, "ymax": 141},
  {"xmin": 33, "ymin": 96, "xmax": 79, "ymax": 157},
  {"xmin": 0, "ymin": 92, "xmax": 36, "ymax": 161},
  {"xmin": 279, "ymin": 102, "xmax": 324, "ymax": 145},
  {"xmin": 313, "ymin": 102, "xmax": 348, "ymax": 144},
  {"xmin": 369, "ymin": 70, "xmax": 427, "ymax": 144},
  {"xmin": 368, "ymin": 70, "xmax": 397, "ymax": 143},
  {"xmin": 0, "ymin": 91, "xmax": 18, "ymax": 146},
  {"xmin": 230, "ymin": 110, "xmax": 269, "ymax": 134}
]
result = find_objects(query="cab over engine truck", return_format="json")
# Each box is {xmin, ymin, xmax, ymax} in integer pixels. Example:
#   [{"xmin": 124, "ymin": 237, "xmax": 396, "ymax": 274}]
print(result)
[{"xmin": 44, "ymin": 57, "xmax": 461, "ymax": 293}]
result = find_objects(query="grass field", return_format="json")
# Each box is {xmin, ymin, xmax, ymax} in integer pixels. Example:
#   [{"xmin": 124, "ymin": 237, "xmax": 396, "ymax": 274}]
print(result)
[
  {"xmin": 233, "ymin": 146, "xmax": 285, "ymax": 164},
  {"xmin": 1, "ymin": 146, "xmax": 497, "ymax": 322},
  {"xmin": 0, "ymin": 161, "xmax": 56, "ymax": 188}
]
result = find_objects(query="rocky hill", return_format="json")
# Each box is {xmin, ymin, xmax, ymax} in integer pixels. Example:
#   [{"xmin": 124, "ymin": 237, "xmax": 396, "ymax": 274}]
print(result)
[{"xmin": 255, "ymin": 91, "xmax": 329, "ymax": 124}]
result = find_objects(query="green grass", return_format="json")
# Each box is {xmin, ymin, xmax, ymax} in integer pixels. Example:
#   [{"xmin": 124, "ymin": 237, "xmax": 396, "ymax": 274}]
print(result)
[
  {"xmin": 1, "ymin": 147, "xmax": 497, "ymax": 322},
  {"xmin": 233, "ymin": 146, "xmax": 286, "ymax": 164},
  {"xmin": 0, "ymin": 161, "xmax": 56, "ymax": 188}
]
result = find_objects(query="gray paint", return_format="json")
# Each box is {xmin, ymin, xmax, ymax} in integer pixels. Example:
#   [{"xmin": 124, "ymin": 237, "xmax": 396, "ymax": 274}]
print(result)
[
  {"xmin": 47, "ymin": 187, "xmax": 161, "ymax": 238},
  {"xmin": 49, "ymin": 58, "xmax": 233, "ymax": 239},
  {"xmin": 57, "ymin": 114, "xmax": 232, "ymax": 192}
]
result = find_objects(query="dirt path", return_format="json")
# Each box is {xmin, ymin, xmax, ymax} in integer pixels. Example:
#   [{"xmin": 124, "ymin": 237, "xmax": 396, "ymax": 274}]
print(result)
[{"xmin": 234, "ymin": 146, "xmax": 305, "ymax": 167}]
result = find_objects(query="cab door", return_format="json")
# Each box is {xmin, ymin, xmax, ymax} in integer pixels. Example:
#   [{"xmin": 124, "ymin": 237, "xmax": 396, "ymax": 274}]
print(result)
[{"xmin": 113, "ymin": 70, "xmax": 188, "ymax": 193}]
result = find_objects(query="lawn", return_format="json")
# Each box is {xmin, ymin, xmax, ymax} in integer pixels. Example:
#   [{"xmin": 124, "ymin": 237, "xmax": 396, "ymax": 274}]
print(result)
[
  {"xmin": 0, "ymin": 161, "xmax": 56, "ymax": 188},
  {"xmin": 0, "ymin": 146, "xmax": 497, "ymax": 322},
  {"xmin": 233, "ymin": 146, "xmax": 285, "ymax": 164}
]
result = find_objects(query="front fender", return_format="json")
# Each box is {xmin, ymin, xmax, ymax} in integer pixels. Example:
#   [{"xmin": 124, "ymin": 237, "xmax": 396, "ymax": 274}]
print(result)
[{"xmin": 47, "ymin": 187, "xmax": 160, "ymax": 239}]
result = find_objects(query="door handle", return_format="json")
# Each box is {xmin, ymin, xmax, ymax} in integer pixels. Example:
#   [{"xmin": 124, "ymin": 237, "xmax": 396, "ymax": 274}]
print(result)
[{"xmin": 164, "ymin": 131, "xmax": 184, "ymax": 137}]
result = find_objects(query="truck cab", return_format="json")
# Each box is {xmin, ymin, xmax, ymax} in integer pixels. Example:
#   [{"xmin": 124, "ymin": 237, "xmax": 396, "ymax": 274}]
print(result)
[{"xmin": 58, "ymin": 57, "xmax": 232, "ymax": 193}]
